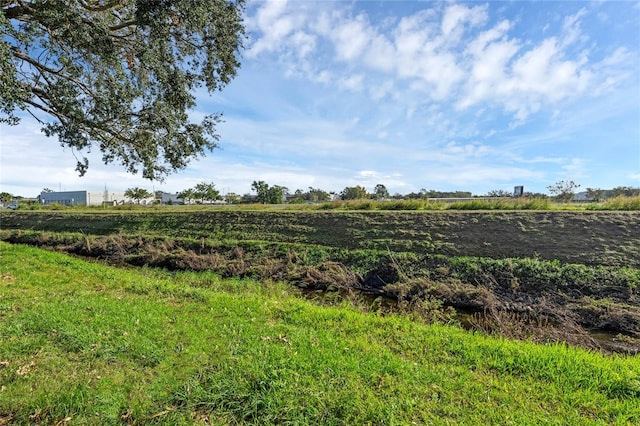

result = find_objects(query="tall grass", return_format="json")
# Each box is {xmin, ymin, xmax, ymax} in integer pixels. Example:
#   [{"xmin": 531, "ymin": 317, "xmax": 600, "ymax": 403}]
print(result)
[
  {"xmin": 1, "ymin": 243, "xmax": 639, "ymax": 424},
  {"xmin": 446, "ymin": 197, "xmax": 551, "ymax": 210},
  {"xmin": 310, "ymin": 198, "xmax": 552, "ymax": 211},
  {"xmin": 587, "ymin": 195, "xmax": 640, "ymax": 211}
]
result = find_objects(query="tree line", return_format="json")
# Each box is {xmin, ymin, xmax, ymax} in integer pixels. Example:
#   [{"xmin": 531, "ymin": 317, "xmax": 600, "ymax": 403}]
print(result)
[
  {"xmin": 2, "ymin": 182, "xmax": 638, "ymax": 207},
  {"xmin": 122, "ymin": 181, "xmax": 640, "ymax": 205}
]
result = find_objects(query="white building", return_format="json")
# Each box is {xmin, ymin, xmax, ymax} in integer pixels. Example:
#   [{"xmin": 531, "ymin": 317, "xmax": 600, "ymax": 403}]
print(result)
[
  {"xmin": 39, "ymin": 190, "xmax": 152, "ymax": 206},
  {"xmin": 160, "ymin": 192, "xmax": 184, "ymax": 204}
]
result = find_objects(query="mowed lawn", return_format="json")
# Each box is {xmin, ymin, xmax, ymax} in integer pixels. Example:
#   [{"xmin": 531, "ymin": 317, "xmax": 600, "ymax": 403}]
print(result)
[{"xmin": 0, "ymin": 242, "xmax": 638, "ymax": 425}]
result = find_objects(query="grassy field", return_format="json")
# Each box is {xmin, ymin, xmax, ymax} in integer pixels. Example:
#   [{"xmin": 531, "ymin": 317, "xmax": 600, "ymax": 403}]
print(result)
[
  {"xmin": 1, "ymin": 243, "xmax": 639, "ymax": 424},
  {"xmin": 2, "ymin": 209, "xmax": 639, "ymax": 266}
]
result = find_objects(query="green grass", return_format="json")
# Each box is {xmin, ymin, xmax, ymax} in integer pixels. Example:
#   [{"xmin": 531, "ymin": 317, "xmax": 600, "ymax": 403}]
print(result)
[{"xmin": 1, "ymin": 242, "xmax": 639, "ymax": 424}]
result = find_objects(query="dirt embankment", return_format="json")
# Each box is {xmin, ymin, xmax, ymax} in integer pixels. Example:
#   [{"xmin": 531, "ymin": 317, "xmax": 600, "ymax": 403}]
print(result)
[
  {"xmin": 1, "ymin": 210, "xmax": 639, "ymax": 352},
  {"xmin": 2, "ymin": 230, "xmax": 638, "ymax": 352},
  {"xmin": 2, "ymin": 210, "xmax": 639, "ymax": 266}
]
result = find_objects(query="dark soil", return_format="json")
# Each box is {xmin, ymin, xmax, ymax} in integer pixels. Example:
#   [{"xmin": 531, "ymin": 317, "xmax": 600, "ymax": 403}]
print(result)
[{"xmin": 2, "ymin": 210, "xmax": 639, "ymax": 266}]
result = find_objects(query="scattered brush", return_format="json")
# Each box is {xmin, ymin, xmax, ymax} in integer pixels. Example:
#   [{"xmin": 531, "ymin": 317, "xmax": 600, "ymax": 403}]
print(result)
[{"xmin": 468, "ymin": 306, "xmax": 601, "ymax": 351}]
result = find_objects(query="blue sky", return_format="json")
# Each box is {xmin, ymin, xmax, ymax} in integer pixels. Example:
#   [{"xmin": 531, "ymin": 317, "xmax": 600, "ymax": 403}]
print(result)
[{"xmin": 1, "ymin": 0, "xmax": 639, "ymax": 198}]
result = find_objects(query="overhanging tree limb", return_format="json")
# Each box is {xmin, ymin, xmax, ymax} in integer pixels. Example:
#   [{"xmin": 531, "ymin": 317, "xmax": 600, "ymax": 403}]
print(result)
[{"xmin": 1, "ymin": 0, "xmax": 245, "ymax": 180}]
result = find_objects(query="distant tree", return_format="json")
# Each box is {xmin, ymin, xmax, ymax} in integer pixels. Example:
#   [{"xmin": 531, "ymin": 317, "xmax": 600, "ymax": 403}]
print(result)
[
  {"xmin": 340, "ymin": 186, "xmax": 368, "ymax": 200},
  {"xmin": 373, "ymin": 184, "xmax": 389, "ymax": 200},
  {"xmin": 288, "ymin": 189, "xmax": 305, "ymax": 204},
  {"xmin": 124, "ymin": 187, "xmax": 152, "ymax": 204},
  {"xmin": 404, "ymin": 191, "xmax": 423, "ymax": 200},
  {"xmin": 251, "ymin": 180, "xmax": 269, "ymax": 204},
  {"xmin": 307, "ymin": 187, "xmax": 331, "ymax": 202},
  {"xmin": 193, "ymin": 182, "xmax": 220, "ymax": 203},
  {"xmin": 421, "ymin": 189, "xmax": 473, "ymax": 198},
  {"xmin": 177, "ymin": 182, "xmax": 219, "ymax": 204},
  {"xmin": 178, "ymin": 188, "xmax": 196, "ymax": 205},
  {"xmin": 251, "ymin": 181, "xmax": 286, "ymax": 204},
  {"xmin": 609, "ymin": 186, "xmax": 640, "ymax": 197},
  {"xmin": 0, "ymin": 192, "xmax": 13, "ymax": 203},
  {"xmin": 547, "ymin": 180, "xmax": 580, "ymax": 202},
  {"xmin": 486, "ymin": 189, "xmax": 511, "ymax": 197},
  {"xmin": 585, "ymin": 188, "xmax": 605, "ymax": 202},
  {"xmin": 290, "ymin": 187, "xmax": 331, "ymax": 203},
  {"xmin": 267, "ymin": 185, "xmax": 287, "ymax": 204}
]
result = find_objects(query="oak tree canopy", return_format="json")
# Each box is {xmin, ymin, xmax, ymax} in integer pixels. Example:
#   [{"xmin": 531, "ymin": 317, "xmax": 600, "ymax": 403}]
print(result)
[{"xmin": 1, "ymin": 0, "xmax": 245, "ymax": 179}]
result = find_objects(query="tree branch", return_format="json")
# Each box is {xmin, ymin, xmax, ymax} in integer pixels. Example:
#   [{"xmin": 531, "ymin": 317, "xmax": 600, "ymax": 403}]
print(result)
[
  {"xmin": 109, "ymin": 20, "xmax": 137, "ymax": 32},
  {"xmin": 78, "ymin": 0, "xmax": 121, "ymax": 12},
  {"xmin": 2, "ymin": 0, "xmax": 35, "ymax": 19},
  {"xmin": 11, "ymin": 48, "xmax": 65, "ymax": 75},
  {"xmin": 23, "ymin": 97, "xmax": 57, "ymax": 119}
]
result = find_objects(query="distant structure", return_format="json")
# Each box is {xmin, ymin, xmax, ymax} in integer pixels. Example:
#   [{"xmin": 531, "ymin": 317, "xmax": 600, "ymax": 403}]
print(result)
[
  {"xmin": 39, "ymin": 190, "xmax": 151, "ymax": 206},
  {"xmin": 160, "ymin": 192, "xmax": 183, "ymax": 204},
  {"xmin": 513, "ymin": 186, "xmax": 524, "ymax": 197}
]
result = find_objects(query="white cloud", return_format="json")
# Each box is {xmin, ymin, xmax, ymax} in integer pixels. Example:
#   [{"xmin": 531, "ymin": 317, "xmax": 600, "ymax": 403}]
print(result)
[
  {"xmin": 290, "ymin": 31, "xmax": 316, "ymax": 58},
  {"xmin": 561, "ymin": 8, "xmax": 588, "ymax": 47},
  {"xmin": 247, "ymin": 1, "xmax": 632, "ymax": 120},
  {"xmin": 246, "ymin": 0, "xmax": 309, "ymax": 58},
  {"xmin": 459, "ymin": 20, "xmax": 519, "ymax": 109},
  {"xmin": 459, "ymin": 26, "xmax": 597, "ymax": 120},
  {"xmin": 349, "ymin": 170, "xmax": 409, "ymax": 192},
  {"xmin": 338, "ymin": 74, "xmax": 364, "ymax": 92},
  {"xmin": 441, "ymin": 3, "xmax": 488, "ymax": 41},
  {"xmin": 332, "ymin": 14, "xmax": 373, "ymax": 62},
  {"xmin": 369, "ymin": 80, "xmax": 395, "ymax": 101},
  {"xmin": 420, "ymin": 164, "xmax": 544, "ymax": 187},
  {"xmin": 0, "ymin": 120, "xmax": 161, "ymax": 196},
  {"xmin": 363, "ymin": 33, "xmax": 396, "ymax": 72},
  {"xmin": 392, "ymin": 10, "xmax": 466, "ymax": 96},
  {"xmin": 358, "ymin": 170, "xmax": 377, "ymax": 178},
  {"xmin": 559, "ymin": 158, "xmax": 588, "ymax": 180}
]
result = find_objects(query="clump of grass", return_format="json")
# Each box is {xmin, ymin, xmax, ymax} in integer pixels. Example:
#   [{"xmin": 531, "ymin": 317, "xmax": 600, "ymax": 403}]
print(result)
[
  {"xmin": 587, "ymin": 195, "xmax": 640, "ymax": 211},
  {"xmin": 377, "ymin": 199, "xmax": 426, "ymax": 210},
  {"xmin": 316, "ymin": 200, "xmax": 343, "ymax": 210},
  {"xmin": 344, "ymin": 199, "xmax": 377, "ymax": 210}
]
